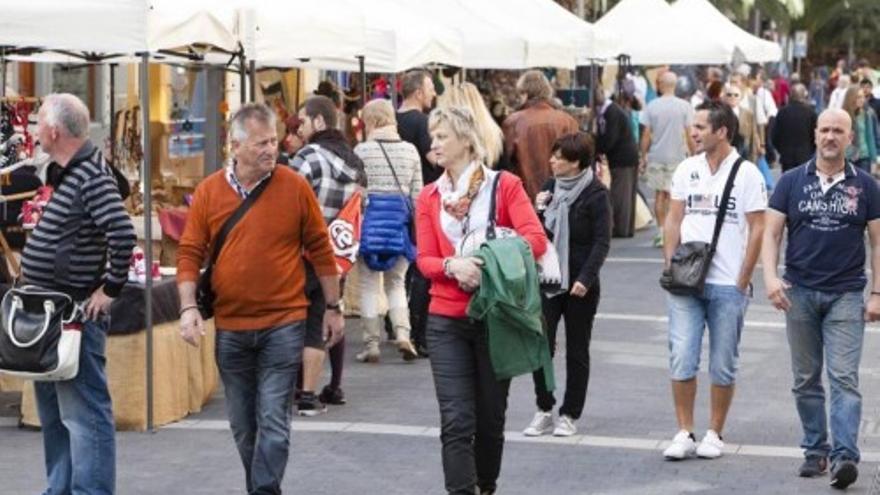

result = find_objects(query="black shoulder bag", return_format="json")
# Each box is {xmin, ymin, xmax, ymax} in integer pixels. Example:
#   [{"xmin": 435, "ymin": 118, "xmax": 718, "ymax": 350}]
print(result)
[
  {"xmin": 660, "ymin": 157, "xmax": 744, "ymax": 297},
  {"xmin": 197, "ymin": 174, "xmax": 273, "ymax": 319},
  {"xmin": 376, "ymin": 141, "xmax": 416, "ymax": 243}
]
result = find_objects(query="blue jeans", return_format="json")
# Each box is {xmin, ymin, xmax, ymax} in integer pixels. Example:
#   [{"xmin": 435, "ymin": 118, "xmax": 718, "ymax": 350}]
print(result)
[
  {"xmin": 667, "ymin": 284, "xmax": 749, "ymax": 385},
  {"xmin": 785, "ymin": 285, "xmax": 864, "ymax": 463},
  {"xmin": 34, "ymin": 316, "xmax": 115, "ymax": 495},
  {"xmin": 216, "ymin": 321, "xmax": 305, "ymax": 495}
]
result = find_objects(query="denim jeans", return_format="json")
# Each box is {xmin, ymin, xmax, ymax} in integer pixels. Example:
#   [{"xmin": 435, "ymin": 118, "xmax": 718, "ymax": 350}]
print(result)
[
  {"xmin": 427, "ymin": 316, "xmax": 511, "ymax": 495},
  {"xmin": 35, "ymin": 316, "xmax": 115, "ymax": 495},
  {"xmin": 785, "ymin": 285, "xmax": 865, "ymax": 463},
  {"xmin": 216, "ymin": 321, "xmax": 305, "ymax": 495},
  {"xmin": 667, "ymin": 283, "xmax": 749, "ymax": 385},
  {"xmin": 532, "ymin": 285, "xmax": 600, "ymax": 419}
]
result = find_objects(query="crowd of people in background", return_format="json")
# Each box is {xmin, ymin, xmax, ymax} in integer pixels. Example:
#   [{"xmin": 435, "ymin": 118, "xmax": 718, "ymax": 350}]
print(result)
[{"xmin": 24, "ymin": 54, "xmax": 880, "ymax": 495}]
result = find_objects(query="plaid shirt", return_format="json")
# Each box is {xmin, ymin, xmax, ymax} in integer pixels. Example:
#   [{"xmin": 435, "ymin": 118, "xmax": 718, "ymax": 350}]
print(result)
[
  {"xmin": 289, "ymin": 144, "xmax": 360, "ymax": 224},
  {"xmin": 225, "ymin": 162, "xmax": 272, "ymax": 199}
]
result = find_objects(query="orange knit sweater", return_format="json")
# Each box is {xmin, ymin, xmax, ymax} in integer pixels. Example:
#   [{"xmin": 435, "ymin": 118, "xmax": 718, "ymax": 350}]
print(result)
[{"xmin": 177, "ymin": 166, "xmax": 337, "ymax": 331}]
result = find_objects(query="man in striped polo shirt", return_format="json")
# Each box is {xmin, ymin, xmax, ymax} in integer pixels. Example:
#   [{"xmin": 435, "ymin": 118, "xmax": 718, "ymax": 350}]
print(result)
[{"xmin": 22, "ymin": 93, "xmax": 136, "ymax": 494}]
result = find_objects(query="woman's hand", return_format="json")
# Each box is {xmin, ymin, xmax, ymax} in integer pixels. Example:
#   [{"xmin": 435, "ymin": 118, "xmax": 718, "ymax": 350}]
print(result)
[
  {"xmin": 535, "ymin": 191, "xmax": 552, "ymax": 209},
  {"xmin": 570, "ymin": 281, "xmax": 588, "ymax": 298},
  {"xmin": 448, "ymin": 257, "xmax": 484, "ymax": 292}
]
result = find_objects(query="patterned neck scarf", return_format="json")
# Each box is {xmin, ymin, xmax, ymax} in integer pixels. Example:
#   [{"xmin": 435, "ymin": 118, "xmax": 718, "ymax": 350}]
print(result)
[{"xmin": 440, "ymin": 162, "xmax": 486, "ymax": 221}]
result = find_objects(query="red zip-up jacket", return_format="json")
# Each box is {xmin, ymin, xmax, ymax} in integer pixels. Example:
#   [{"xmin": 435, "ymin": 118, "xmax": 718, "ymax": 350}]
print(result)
[{"xmin": 416, "ymin": 171, "xmax": 548, "ymax": 318}]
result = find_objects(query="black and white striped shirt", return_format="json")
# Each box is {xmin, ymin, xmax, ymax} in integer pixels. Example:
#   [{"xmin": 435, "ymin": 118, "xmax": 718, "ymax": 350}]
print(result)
[{"xmin": 21, "ymin": 141, "xmax": 136, "ymax": 299}]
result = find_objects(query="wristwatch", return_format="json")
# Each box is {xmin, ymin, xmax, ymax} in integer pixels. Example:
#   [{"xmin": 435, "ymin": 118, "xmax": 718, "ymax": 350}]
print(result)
[{"xmin": 326, "ymin": 301, "xmax": 344, "ymax": 313}]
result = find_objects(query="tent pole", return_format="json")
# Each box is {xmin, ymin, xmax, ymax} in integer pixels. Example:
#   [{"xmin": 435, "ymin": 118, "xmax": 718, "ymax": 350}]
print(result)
[
  {"xmin": 249, "ymin": 60, "xmax": 256, "ymax": 102},
  {"xmin": 239, "ymin": 52, "xmax": 247, "ymax": 104},
  {"xmin": 140, "ymin": 52, "xmax": 155, "ymax": 433},
  {"xmin": 589, "ymin": 61, "xmax": 596, "ymax": 117},
  {"xmin": 358, "ymin": 56, "xmax": 366, "ymax": 109},
  {"xmin": 389, "ymin": 73, "xmax": 397, "ymax": 109},
  {"xmin": 0, "ymin": 47, "xmax": 6, "ymax": 98},
  {"xmin": 109, "ymin": 64, "xmax": 117, "ymax": 165}
]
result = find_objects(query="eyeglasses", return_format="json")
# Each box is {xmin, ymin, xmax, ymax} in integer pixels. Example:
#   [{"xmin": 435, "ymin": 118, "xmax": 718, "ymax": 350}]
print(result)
[{"xmin": 725, "ymin": 93, "xmax": 741, "ymax": 98}]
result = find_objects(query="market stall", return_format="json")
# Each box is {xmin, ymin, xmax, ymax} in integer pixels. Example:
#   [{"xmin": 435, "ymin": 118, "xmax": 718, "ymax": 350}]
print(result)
[{"xmin": 671, "ymin": 0, "xmax": 782, "ymax": 63}]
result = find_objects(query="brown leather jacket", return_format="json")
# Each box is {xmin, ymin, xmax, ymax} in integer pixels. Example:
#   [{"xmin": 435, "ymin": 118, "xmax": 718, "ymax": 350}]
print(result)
[{"xmin": 502, "ymin": 99, "xmax": 579, "ymax": 199}]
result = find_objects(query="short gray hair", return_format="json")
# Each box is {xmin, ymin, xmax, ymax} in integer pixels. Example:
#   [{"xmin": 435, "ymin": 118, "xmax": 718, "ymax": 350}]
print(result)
[
  {"xmin": 229, "ymin": 103, "xmax": 276, "ymax": 142},
  {"xmin": 791, "ymin": 83, "xmax": 808, "ymax": 103},
  {"xmin": 43, "ymin": 93, "xmax": 90, "ymax": 139}
]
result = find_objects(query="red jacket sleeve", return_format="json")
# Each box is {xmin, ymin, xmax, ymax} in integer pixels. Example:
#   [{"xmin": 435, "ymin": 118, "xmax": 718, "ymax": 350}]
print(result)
[
  {"xmin": 415, "ymin": 185, "xmax": 446, "ymax": 280},
  {"xmin": 499, "ymin": 173, "xmax": 547, "ymax": 259}
]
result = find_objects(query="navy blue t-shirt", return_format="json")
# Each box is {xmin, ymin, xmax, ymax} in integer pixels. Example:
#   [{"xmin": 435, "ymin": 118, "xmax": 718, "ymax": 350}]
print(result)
[{"xmin": 769, "ymin": 160, "xmax": 880, "ymax": 292}]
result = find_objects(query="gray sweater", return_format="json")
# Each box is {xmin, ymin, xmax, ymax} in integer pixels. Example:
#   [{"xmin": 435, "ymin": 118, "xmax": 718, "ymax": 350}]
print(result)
[{"xmin": 354, "ymin": 127, "xmax": 423, "ymax": 202}]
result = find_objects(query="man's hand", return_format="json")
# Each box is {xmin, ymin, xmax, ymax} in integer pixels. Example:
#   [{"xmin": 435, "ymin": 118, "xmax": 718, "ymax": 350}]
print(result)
[
  {"xmin": 84, "ymin": 286, "xmax": 113, "ymax": 321},
  {"xmin": 570, "ymin": 281, "xmax": 588, "ymax": 298},
  {"xmin": 322, "ymin": 310, "xmax": 345, "ymax": 347},
  {"xmin": 179, "ymin": 307, "xmax": 205, "ymax": 347},
  {"xmin": 765, "ymin": 276, "xmax": 791, "ymax": 312},
  {"xmin": 865, "ymin": 295, "xmax": 880, "ymax": 322},
  {"xmin": 736, "ymin": 276, "xmax": 751, "ymax": 296},
  {"xmin": 638, "ymin": 156, "xmax": 647, "ymax": 175}
]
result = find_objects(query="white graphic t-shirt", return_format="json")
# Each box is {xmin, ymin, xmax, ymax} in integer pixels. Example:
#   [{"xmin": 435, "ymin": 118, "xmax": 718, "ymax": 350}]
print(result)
[{"xmin": 671, "ymin": 150, "xmax": 768, "ymax": 285}]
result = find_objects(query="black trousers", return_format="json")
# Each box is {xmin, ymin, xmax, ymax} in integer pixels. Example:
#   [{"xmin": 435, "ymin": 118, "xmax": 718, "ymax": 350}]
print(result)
[
  {"xmin": 531, "ymin": 285, "xmax": 600, "ymax": 419},
  {"xmin": 427, "ymin": 315, "xmax": 511, "ymax": 495},
  {"xmin": 407, "ymin": 265, "xmax": 432, "ymax": 349},
  {"xmin": 609, "ymin": 166, "xmax": 638, "ymax": 238}
]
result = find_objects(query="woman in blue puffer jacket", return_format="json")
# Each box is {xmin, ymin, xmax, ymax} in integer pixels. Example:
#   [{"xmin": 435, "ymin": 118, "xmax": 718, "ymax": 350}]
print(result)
[{"xmin": 354, "ymin": 99, "xmax": 423, "ymax": 362}]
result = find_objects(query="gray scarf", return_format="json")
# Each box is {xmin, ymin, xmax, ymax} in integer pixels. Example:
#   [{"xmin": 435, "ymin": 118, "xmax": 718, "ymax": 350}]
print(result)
[{"xmin": 543, "ymin": 168, "xmax": 593, "ymax": 291}]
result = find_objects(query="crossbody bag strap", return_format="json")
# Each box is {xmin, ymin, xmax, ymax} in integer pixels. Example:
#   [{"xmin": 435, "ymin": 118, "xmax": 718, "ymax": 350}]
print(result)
[
  {"xmin": 486, "ymin": 171, "xmax": 503, "ymax": 240},
  {"xmin": 709, "ymin": 157, "xmax": 744, "ymax": 252},
  {"xmin": 208, "ymin": 173, "xmax": 274, "ymax": 269},
  {"xmin": 376, "ymin": 141, "xmax": 413, "ymax": 216}
]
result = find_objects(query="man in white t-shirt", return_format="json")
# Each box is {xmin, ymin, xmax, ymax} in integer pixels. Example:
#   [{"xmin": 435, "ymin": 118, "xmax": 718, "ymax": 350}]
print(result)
[{"xmin": 661, "ymin": 100, "xmax": 767, "ymax": 461}]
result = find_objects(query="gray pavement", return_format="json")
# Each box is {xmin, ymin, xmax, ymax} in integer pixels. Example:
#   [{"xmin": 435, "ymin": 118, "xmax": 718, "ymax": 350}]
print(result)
[{"xmin": 3, "ymin": 227, "xmax": 880, "ymax": 494}]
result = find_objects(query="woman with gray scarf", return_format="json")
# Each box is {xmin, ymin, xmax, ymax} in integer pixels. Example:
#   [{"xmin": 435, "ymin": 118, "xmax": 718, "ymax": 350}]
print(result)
[{"xmin": 522, "ymin": 132, "xmax": 612, "ymax": 438}]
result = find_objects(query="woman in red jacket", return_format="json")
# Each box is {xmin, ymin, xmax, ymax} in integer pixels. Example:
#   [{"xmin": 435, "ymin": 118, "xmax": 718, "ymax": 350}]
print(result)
[{"xmin": 416, "ymin": 106, "xmax": 547, "ymax": 495}]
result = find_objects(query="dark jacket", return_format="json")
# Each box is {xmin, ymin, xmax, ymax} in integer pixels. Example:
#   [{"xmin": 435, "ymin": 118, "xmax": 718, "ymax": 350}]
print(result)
[
  {"xmin": 596, "ymin": 102, "xmax": 639, "ymax": 168},
  {"xmin": 538, "ymin": 178, "xmax": 611, "ymax": 289},
  {"xmin": 771, "ymin": 101, "xmax": 818, "ymax": 171}
]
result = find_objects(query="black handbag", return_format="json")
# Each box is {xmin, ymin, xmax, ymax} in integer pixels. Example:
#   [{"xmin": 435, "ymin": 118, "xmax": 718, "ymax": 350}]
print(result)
[
  {"xmin": 660, "ymin": 157, "xmax": 744, "ymax": 297},
  {"xmin": 0, "ymin": 285, "xmax": 82, "ymax": 381},
  {"xmin": 376, "ymin": 141, "xmax": 416, "ymax": 243},
  {"xmin": 197, "ymin": 173, "xmax": 273, "ymax": 319}
]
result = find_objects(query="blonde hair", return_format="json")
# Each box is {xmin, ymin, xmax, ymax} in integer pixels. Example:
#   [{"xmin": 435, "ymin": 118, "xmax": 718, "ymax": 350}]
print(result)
[
  {"xmin": 516, "ymin": 70, "xmax": 554, "ymax": 101},
  {"xmin": 362, "ymin": 98, "xmax": 396, "ymax": 130},
  {"xmin": 428, "ymin": 106, "xmax": 486, "ymax": 164},
  {"xmin": 438, "ymin": 83, "xmax": 503, "ymax": 165}
]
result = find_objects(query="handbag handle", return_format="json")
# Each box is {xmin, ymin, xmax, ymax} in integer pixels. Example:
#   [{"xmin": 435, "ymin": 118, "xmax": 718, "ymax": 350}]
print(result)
[
  {"xmin": 485, "ymin": 172, "xmax": 503, "ymax": 240},
  {"xmin": 376, "ymin": 141, "xmax": 414, "ymax": 217},
  {"xmin": 708, "ymin": 157, "xmax": 745, "ymax": 253},
  {"xmin": 6, "ymin": 297, "xmax": 54, "ymax": 349}
]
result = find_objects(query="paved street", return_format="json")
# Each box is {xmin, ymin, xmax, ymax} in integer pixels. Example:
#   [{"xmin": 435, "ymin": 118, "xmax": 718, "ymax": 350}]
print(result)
[{"xmin": 4, "ymin": 226, "xmax": 880, "ymax": 494}]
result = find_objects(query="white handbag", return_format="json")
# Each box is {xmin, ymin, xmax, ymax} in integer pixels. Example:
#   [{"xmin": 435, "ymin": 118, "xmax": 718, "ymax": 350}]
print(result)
[{"xmin": 0, "ymin": 286, "xmax": 83, "ymax": 381}]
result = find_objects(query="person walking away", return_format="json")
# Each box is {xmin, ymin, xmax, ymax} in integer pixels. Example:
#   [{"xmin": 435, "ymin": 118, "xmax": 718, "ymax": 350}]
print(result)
[
  {"xmin": 771, "ymin": 84, "xmax": 818, "ymax": 173},
  {"xmin": 398, "ymin": 69, "xmax": 440, "ymax": 358},
  {"xmin": 503, "ymin": 70, "xmax": 579, "ymax": 200},
  {"xmin": 639, "ymin": 71, "xmax": 695, "ymax": 247},
  {"xmin": 522, "ymin": 132, "xmax": 611, "ymax": 438},
  {"xmin": 841, "ymin": 87, "xmax": 879, "ymax": 174},
  {"xmin": 417, "ymin": 106, "xmax": 547, "ymax": 494},
  {"xmin": 23, "ymin": 93, "xmax": 136, "ymax": 495},
  {"xmin": 763, "ymin": 109, "xmax": 880, "ymax": 489},
  {"xmin": 661, "ymin": 101, "xmax": 766, "ymax": 461},
  {"xmin": 354, "ymin": 99, "xmax": 422, "ymax": 362},
  {"xmin": 594, "ymin": 87, "xmax": 639, "ymax": 238},
  {"xmin": 290, "ymin": 95, "xmax": 365, "ymax": 413}
]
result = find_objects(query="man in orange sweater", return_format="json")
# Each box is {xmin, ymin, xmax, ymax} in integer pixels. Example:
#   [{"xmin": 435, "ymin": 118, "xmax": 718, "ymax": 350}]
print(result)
[{"xmin": 177, "ymin": 103, "xmax": 342, "ymax": 494}]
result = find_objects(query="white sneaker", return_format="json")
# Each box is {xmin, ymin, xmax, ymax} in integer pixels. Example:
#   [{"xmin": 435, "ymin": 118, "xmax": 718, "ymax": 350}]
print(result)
[
  {"xmin": 523, "ymin": 411, "xmax": 554, "ymax": 436},
  {"xmin": 553, "ymin": 415, "xmax": 577, "ymax": 437},
  {"xmin": 663, "ymin": 429, "xmax": 697, "ymax": 460},
  {"xmin": 696, "ymin": 429, "xmax": 724, "ymax": 459}
]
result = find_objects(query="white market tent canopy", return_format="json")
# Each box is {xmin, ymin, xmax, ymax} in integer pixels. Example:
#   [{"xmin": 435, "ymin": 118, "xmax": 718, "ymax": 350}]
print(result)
[
  {"xmin": 671, "ymin": 0, "xmax": 782, "ymax": 63},
  {"xmin": 0, "ymin": 0, "xmax": 240, "ymax": 60},
  {"xmin": 595, "ymin": 0, "xmax": 735, "ymax": 65}
]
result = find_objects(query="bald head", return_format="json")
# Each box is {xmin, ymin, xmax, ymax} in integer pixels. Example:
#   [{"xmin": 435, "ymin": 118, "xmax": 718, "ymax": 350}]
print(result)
[
  {"xmin": 790, "ymin": 83, "xmax": 808, "ymax": 103},
  {"xmin": 815, "ymin": 109, "xmax": 853, "ymax": 164},
  {"xmin": 658, "ymin": 72, "xmax": 677, "ymax": 94}
]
